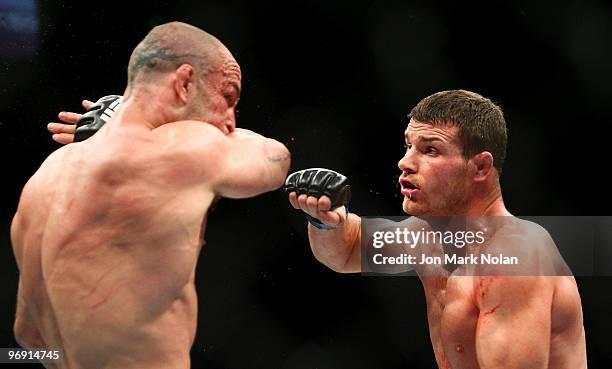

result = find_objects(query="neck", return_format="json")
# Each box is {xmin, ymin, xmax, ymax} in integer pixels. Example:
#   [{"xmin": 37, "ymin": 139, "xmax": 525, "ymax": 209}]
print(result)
[
  {"xmin": 464, "ymin": 182, "xmax": 510, "ymax": 216},
  {"xmin": 116, "ymin": 85, "xmax": 176, "ymax": 129}
]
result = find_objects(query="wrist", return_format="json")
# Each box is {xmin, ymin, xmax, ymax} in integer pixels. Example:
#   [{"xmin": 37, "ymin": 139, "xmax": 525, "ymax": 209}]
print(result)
[{"xmin": 304, "ymin": 206, "xmax": 349, "ymax": 230}]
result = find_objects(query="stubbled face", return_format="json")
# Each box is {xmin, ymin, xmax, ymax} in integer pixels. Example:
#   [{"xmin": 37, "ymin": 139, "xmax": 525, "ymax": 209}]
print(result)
[
  {"xmin": 193, "ymin": 47, "xmax": 241, "ymax": 134},
  {"xmin": 398, "ymin": 119, "xmax": 472, "ymax": 216}
]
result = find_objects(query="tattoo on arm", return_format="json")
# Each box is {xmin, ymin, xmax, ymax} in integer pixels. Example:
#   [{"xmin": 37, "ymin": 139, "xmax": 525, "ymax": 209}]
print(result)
[{"xmin": 267, "ymin": 153, "xmax": 291, "ymax": 162}]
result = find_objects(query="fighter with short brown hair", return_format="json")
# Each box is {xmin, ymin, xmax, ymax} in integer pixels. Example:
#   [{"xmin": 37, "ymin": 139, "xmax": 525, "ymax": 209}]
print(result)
[{"xmin": 286, "ymin": 90, "xmax": 587, "ymax": 368}]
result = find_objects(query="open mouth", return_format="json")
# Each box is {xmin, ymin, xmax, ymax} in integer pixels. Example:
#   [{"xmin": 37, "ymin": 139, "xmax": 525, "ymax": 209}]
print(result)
[
  {"xmin": 400, "ymin": 178, "xmax": 418, "ymax": 190},
  {"xmin": 399, "ymin": 178, "xmax": 420, "ymax": 199}
]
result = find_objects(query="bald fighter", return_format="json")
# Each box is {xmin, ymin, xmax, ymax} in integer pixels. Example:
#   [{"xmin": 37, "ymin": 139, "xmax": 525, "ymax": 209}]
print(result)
[
  {"xmin": 11, "ymin": 22, "xmax": 289, "ymax": 369},
  {"xmin": 286, "ymin": 90, "xmax": 586, "ymax": 368}
]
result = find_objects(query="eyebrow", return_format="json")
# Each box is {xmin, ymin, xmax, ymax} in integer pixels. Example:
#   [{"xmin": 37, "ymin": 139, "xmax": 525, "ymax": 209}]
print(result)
[
  {"xmin": 420, "ymin": 136, "xmax": 444, "ymax": 143},
  {"xmin": 404, "ymin": 134, "xmax": 445, "ymax": 143}
]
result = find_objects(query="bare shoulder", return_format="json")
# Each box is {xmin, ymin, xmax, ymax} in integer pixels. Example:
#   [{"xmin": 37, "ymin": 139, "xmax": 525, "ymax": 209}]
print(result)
[
  {"xmin": 149, "ymin": 121, "xmax": 231, "ymax": 178},
  {"xmin": 494, "ymin": 216, "xmax": 553, "ymax": 245},
  {"xmin": 472, "ymin": 217, "xmax": 578, "ymax": 306},
  {"xmin": 481, "ymin": 216, "xmax": 570, "ymax": 276},
  {"xmin": 152, "ymin": 120, "xmax": 229, "ymax": 150},
  {"xmin": 498, "ymin": 217, "xmax": 555, "ymax": 257},
  {"xmin": 13, "ymin": 146, "xmax": 72, "ymax": 256},
  {"xmin": 18, "ymin": 145, "xmax": 73, "ymax": 207}
]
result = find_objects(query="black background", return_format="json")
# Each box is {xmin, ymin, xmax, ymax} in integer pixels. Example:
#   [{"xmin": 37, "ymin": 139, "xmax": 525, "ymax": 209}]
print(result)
[{"xmin": 1, "ymin": 0, "xmax": 611, "ymax": 368}]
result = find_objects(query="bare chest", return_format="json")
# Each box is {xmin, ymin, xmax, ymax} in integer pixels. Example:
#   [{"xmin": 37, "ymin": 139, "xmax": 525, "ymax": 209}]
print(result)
[{"xmin": 421, "ymin": 275, "xmax": 480, "ymax": 369}]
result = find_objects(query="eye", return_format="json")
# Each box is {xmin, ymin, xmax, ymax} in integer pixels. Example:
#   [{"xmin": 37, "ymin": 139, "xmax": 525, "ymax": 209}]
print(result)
[
  {"xmin": 424, "ymin": 146, "xmax": 438, "ymax": 155},
  {"xmin": 224, "ymin": 94, "xmax": 237, "ymax": 106}
]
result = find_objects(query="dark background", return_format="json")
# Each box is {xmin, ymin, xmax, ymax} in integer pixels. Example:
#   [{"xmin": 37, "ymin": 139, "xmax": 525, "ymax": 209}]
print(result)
[{"xmin": 1, "ymin": 0, "xmax": 611, "ymax": 367}]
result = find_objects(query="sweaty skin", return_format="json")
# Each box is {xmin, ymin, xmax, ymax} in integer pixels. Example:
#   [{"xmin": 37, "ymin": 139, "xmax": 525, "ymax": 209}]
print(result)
[
  {"xmin": 11, "ymin": 121, "xmax": 289, "ymax": 369},
  {"xmin": 289, "ymin": 118, "xmax": 587, "ymax": 368},
  {"xmin": 422, "ymin": 273, "xmax": 585, "ymax": 369},
  {"xmin": 418, "ymin": 220, "xmax": 586, "ymax": 369},
  {"xmin": 304, "ymin": 215, "xmax": 587, "ymax": 369},
  {"xmin": 13, "ymin": 22, "xmax": 290, "ymax": 369}
]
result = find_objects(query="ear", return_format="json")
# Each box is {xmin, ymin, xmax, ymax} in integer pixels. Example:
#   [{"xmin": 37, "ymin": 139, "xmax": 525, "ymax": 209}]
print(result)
[
  {"xmin": 472, "ymin": 151, "xmax": 494, "ymax": 182},
  {"xmin": 174, "ymin": 64, "xmax": 197, "ymax": 104}
]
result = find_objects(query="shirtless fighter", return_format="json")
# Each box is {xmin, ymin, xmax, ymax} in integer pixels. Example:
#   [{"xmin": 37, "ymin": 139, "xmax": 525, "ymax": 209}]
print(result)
[
  {"xmin": 285, "ymin": 90, "xmax": 587, "ymax": 368},
  {"xmin": 11, "ymin": 22, "xmax": 290, "ymax": 369}
]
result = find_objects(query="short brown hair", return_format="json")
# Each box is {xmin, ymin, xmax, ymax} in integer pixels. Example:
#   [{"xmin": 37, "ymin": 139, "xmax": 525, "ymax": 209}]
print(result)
[{"xmin": 409, "ymin": 90, "xmax": 507, "ymax": 174}]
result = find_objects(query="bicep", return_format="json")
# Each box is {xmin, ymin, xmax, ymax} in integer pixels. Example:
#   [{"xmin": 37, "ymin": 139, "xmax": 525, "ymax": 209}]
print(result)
[{"xmin": 475, "ymin": 277, "xmax": 552, "ymax": 369}]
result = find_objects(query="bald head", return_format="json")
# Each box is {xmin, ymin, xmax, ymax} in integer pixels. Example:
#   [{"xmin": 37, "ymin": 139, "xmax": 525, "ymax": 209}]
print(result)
[{"xmin": 127, "ymin": 22, "xmax": 229, "ymax": 88}]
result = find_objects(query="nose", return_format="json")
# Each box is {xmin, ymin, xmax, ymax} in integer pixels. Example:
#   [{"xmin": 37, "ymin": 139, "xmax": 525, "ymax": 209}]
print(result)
[{"xmin": 398, "ymin": 147, "xmax": 417, "ymax": 174}]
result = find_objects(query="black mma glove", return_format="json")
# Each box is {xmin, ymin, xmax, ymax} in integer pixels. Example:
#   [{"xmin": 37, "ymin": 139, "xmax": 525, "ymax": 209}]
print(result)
[
  {"xmin": 74, "ymin": 95, "xmax": 122, "ymax": 142},
  {"xmin": 284, "ymin": 168, "xmax": 351, "ymax": 230}
]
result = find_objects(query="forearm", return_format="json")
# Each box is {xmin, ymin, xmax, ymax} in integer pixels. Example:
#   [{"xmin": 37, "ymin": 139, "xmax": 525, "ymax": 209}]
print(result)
[{"xmin": 308, "ymin": 213, "xmax": 361, "ymax": 273}]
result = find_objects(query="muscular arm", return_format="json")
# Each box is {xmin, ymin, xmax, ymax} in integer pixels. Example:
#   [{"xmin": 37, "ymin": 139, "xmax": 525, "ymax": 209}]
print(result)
[
  {"xmin": 475, "ymin": 276, "xmax": 553, "ymax": 369},
  {"xmin": 303, "ymin": 207, "xmax": 422, "ymax": 274},
  {"xmin": 155, "ymin": 123, "xmax": 290, "ymax": 198}
]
